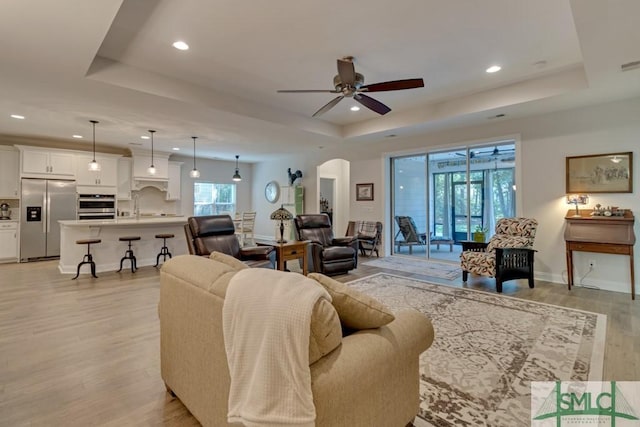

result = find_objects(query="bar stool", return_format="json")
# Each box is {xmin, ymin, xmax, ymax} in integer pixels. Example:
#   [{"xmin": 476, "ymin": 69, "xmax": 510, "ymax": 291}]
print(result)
[
  {"xmin": 154, "ymin": 233, "xmax": 174, "ymax": 267},
  {"xmin": 118, "ymin": 236, "xmax": 141, "ymax": 273},
  {"xmin": 73, "ymin": 238, "xmax": 101, "ymax": 280}
]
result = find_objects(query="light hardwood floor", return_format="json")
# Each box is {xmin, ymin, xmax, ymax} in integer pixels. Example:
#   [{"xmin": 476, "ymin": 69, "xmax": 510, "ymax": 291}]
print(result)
[{"xmin": 0, "ymin": 257, "xmax": 638, "ymax": 426}]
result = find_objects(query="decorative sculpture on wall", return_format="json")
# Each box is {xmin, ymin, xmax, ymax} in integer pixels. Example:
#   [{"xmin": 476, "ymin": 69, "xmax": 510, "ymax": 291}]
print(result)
[{"xmin": 288, "ymin": 168, "xmax": 303, "ymax": 185}]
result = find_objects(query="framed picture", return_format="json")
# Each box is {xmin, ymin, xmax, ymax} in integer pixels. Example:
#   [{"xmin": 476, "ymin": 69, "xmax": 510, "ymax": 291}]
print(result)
[
  {"xmin": 356, "ymin": 183, "xmax": 374, "ymax": 201},
  {"xmin": 566, "ymin": 152, "xmax": 633, "ymax": 193}
]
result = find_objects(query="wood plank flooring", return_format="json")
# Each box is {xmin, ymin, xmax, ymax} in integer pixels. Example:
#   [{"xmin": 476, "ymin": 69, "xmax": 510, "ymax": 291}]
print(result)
[{"xmin": 0, "ymin": 257, "xmax": 638, "ymax": 426}]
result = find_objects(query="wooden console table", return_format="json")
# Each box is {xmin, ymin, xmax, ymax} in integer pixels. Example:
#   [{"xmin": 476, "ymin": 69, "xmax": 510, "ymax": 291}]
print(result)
[{"xmin": 564, "ymin": 209, "xmax": 636, "ymax": 300}]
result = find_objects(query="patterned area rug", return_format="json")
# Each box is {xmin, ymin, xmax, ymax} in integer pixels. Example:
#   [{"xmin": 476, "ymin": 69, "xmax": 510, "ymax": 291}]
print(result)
[
  {"xmin": 362, "ymin": 256, "xmax": 461, "ymax": 280},
  {"xmin": 347, "ymin": 273, "xmax": 606, "ymax": 427}
]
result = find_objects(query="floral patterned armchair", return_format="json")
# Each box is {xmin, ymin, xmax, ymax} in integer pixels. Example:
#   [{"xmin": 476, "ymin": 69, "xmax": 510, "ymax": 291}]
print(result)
[{"xmin": 460, "ymin": 217, "xmax": 538, "ymax": 293}]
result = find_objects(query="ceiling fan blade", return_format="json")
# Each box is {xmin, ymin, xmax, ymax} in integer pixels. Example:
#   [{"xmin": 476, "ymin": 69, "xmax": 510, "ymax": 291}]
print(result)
[
  {"xmin": 337, "ymin": 58, "xmax": 356, "ymax": 87},
  {"xmin": 360, "ymin": 78, "xmax": 424, "ymax": 92},
  {"xmin": 354, "ymin": 94, "xmax": 391, "ymax": 115},
  {"xmin": 277, "ymin": 89, "xmax": 339, "ymax": 93},
  {"xmin": 312, "ymin": 96, "xmax": 344, "ymax": 117}
]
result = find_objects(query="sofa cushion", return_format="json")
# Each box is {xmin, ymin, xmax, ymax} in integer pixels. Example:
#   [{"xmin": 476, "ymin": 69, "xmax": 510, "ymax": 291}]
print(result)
[
  {"xmin": 308, "ymin": 273, "xmax": 395, "ymax": 329},
  {"xmin": 209, "ymin": 251, "xmax": 249, "ymax": 270},
  {"xmin": 308, "ymin": 298, "xmax": 342, "ymax": 364}
]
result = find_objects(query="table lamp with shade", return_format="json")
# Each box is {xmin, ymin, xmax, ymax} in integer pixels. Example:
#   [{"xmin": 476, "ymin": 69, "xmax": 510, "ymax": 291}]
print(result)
[
  {"xmin": 270, "ymin": 205, "xmax": 293, "ymax": 243},
  {"xmin": 566, "ymin": 194, "xmax": 589, "ymax": 217}
]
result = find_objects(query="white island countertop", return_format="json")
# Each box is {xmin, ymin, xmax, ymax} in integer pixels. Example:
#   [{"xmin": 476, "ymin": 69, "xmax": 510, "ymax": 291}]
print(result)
[
  {"xmin": 58, "ymin": 216, "xmax": 189, "ymax": 275},
  {"xmin": 59, "ymin": 216, "xmax": 187, "ymax": 226}
]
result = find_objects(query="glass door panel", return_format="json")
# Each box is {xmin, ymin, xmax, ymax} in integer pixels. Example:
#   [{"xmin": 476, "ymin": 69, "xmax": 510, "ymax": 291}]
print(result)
[
  {"xmin": 451, "ymin": 178, "xmax": 468, "ymax": 242},
  {"xmin": 391, "ymin": 155, "xmax": 427, "ymax": 257}
]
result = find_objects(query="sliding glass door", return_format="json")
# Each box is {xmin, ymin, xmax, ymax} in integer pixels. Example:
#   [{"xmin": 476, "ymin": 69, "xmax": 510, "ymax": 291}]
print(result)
[{"xmin": 390, "ymin": 141, "xmax": 516, "ymax": 261}]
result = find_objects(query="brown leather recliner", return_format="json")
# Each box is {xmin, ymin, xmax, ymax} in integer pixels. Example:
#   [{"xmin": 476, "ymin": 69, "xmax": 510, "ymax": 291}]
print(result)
[
  {"xmin": 294, "ymin": 214, "xmax": 358, "ymax": 276},
  {"xmin": 184, "ymin": 215, "xmax": 275, "ymax": 268}
]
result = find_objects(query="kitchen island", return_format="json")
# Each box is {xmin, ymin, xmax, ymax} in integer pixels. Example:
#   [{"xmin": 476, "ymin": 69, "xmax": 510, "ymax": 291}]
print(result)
[{"xmin": 58, "ymin": 217, "xmax": 188, "ymax": 275}]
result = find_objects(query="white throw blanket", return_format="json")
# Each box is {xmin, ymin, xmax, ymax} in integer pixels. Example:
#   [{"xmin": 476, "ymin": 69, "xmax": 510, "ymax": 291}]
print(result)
[{"xmin": 223, "ymin": 268, "xmax": 331, "ymax": 427}]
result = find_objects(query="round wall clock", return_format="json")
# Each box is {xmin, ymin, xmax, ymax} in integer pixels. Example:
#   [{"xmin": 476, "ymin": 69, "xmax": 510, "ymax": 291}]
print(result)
[{"xmin": 265, "ymin": 180, "xmax": 280, "ymax": 203}]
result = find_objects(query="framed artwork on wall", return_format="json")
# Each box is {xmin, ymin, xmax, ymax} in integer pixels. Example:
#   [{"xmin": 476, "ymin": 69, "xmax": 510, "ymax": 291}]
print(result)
[
  {"xmin": 566, "ymin": 152, "xmax": 633, "ymax": 193},
  {"xmin": 356, "ymin": 183, "xmax": 374, "ymax": 201}
]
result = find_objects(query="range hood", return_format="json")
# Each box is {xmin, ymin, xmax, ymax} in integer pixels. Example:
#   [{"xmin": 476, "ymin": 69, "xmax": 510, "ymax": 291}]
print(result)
[
  {"xmin": 130, "ymin": 149, "xmax": 171, "ymax": 189},
  {"xmin": 132, "ymin": 178, "xmax": 168, "ymax": 192}
]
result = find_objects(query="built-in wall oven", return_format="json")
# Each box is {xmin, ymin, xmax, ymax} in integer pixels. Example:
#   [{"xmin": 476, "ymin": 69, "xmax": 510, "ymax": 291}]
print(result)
[{"xmin": 77, "ymin": 194, "xmax": 116, "ymax": 220}]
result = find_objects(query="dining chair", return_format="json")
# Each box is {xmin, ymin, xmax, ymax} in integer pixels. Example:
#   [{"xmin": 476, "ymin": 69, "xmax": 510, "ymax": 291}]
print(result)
[{"xmin": 235, "ymin": 211, "xmax": 257, "ymax": 246}]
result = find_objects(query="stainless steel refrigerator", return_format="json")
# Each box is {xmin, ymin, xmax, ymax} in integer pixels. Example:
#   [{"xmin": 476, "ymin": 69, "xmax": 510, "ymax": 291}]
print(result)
[{"xmin": 20, "ymin": 178, "xmax": 77, "ymax": 261}]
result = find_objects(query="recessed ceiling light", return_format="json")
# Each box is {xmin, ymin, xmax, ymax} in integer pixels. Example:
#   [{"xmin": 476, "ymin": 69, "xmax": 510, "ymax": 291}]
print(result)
[
  {"xmin": 350, "ymin": 106, "xmax": 360, "ymax": 112},
  {"xmin": 172, "ymin": 147, "xmax": 180, "ymax": 151},
  {"xmin": 10, "ymin": 114, "xmax": 25, "ymax": 119},
  {"xmin": 72, "ymin": 134, "xmax": 83, "ymax": 139},
  {"xmin": 172, "ymin": 41, "xmax": 189, "ymax": 51},
  {"xmin": 141, "ymin": 135, "xmax": 150, "ymax": 140},
  {"xmin": 486, "ymin": 65, "xmax": 501, "ymax": 73}
]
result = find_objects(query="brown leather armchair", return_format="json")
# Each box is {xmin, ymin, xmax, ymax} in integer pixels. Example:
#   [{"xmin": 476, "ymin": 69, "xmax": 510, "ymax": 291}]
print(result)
[
  {"xmin": 184, "ymin": 215, "xmax": 275, "ymax": 268},
  {"xmin": 294, "ymin": 214, "xmax": 358, "ymax": 276}
]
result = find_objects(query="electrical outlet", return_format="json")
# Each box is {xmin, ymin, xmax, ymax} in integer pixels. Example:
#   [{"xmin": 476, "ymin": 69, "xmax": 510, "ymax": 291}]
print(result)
[{"xmin": 588, "ymin": 259, "xmax": 596, "ymax": 268}]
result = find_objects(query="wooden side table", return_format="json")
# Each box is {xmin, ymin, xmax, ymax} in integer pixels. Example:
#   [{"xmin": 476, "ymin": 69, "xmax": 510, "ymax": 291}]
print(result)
[
  {"xmin": 564, "ymin": 209, "xmax": 636, "ymax": 300},
  {"xmin": 256, "ymin": 240, "xmax": 310, "ymax": 275}
]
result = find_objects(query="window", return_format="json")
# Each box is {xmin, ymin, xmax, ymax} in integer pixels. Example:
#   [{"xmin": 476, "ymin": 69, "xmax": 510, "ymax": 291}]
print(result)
[{"xmin": 193, "ymin": 182, "xmax": 236, "ymax": 216}]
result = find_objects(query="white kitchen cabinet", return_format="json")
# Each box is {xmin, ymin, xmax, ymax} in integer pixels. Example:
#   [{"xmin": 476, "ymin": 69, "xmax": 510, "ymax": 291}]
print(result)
[
  {"xmin": 0, "ymin": 222, "xmax": 18, "ymax": 260},
  {"xmin": 20, "ymin": 147, "xmax": 75, "ymax": 177},
  {"xmin": 166, "ymin": 162, "xmax": 182, "ymax": 200},
  {"xmin": 132, "ymin": 153, "xmax": 169, "ymax": 180},
  {"xmin": 117, "ymin": 157, "xmax": 132, "ymax": 200},
  {"xmin": 0, "ymin": 147, "xmax": 20, "ymax": 198},
  {"xmin": 75, "ymin": 155, "xmax": 118, "ymax": 188}
]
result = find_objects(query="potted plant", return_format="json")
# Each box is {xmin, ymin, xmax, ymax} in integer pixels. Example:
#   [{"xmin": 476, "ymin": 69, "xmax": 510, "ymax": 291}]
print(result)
[{"xmin": 472, "ymin": 225, "xmax": 488, "ymax": 243}]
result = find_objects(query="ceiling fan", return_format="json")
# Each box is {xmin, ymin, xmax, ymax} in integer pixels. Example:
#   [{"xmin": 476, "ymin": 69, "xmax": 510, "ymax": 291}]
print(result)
[{"xmin": 277, "ymin": 56, "xmax": 424, "ymax": 117}]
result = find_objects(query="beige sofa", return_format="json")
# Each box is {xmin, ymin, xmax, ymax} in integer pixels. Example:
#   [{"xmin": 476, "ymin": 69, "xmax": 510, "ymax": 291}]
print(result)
[{"xmin": 159, "ymin": 254, "xmax": 434, "ymax": 426}]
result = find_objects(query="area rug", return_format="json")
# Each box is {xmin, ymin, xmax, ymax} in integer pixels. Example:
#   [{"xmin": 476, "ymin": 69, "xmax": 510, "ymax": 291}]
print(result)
[
  {"xmin": 362, "ymin": 256, "xmax": 461, "ymax": 280},
  {"xmin": 347, "ymin": 273, "xmax": 606, "ymax": 427}
]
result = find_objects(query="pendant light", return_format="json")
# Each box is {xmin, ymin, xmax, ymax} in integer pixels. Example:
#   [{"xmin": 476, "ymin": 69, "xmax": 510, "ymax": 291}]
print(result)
[
  {"xmin": 189, "ymin": 136, "xmax": 200, "ymax": 178},
  {"xmin": 232, "ymin": 155, "xmax": 242, "ymax": 182},
  {"xmin": 88, "ymin": 120, "xmax": 101, "ymax": 171},
  {"xmin": 147, "ymin": 129, "xmax": 156, "ymax": 175}
]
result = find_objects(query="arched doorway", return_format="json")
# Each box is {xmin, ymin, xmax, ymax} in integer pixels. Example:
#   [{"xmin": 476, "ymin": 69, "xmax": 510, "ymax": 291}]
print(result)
[{"xmin": 317, "ymin": 159, "xmax": 350, "ymax": 234}]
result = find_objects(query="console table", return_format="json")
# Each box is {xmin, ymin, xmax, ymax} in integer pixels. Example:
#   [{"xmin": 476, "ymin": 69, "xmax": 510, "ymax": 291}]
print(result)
[{"xmin": 564, "ymin": 209, "xmax": 636, "ymax": 300}]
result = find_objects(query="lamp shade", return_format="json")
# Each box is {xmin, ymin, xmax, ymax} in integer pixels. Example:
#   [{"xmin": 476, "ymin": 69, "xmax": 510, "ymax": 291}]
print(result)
[
  {"xmin": 88, "ymin": 120, "xmax": 101, "ymax": 172},
  {"xmin": 566, "ymin": 194, "xmax": 589, "ymax": 205},
  {"xmin": 232, "ymin": 155, "xmax": 242, "ymax": 181},
  {"xmin": 190, "ymin": 136, "xmax": 200, "ymax": 178},
  {"xmin": 270, "ymin": 205, "xmax": 293, "ymax": 221},
  {"xmin": 147, "ymin": 129, "xmax": 156, "ymax": 175}
]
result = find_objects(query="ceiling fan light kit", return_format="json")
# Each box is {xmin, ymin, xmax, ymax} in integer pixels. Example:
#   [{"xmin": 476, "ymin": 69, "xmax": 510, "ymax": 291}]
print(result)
[{"xmin": 277, "ymin": 56, "xmax": 424, "ymax": 117}]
